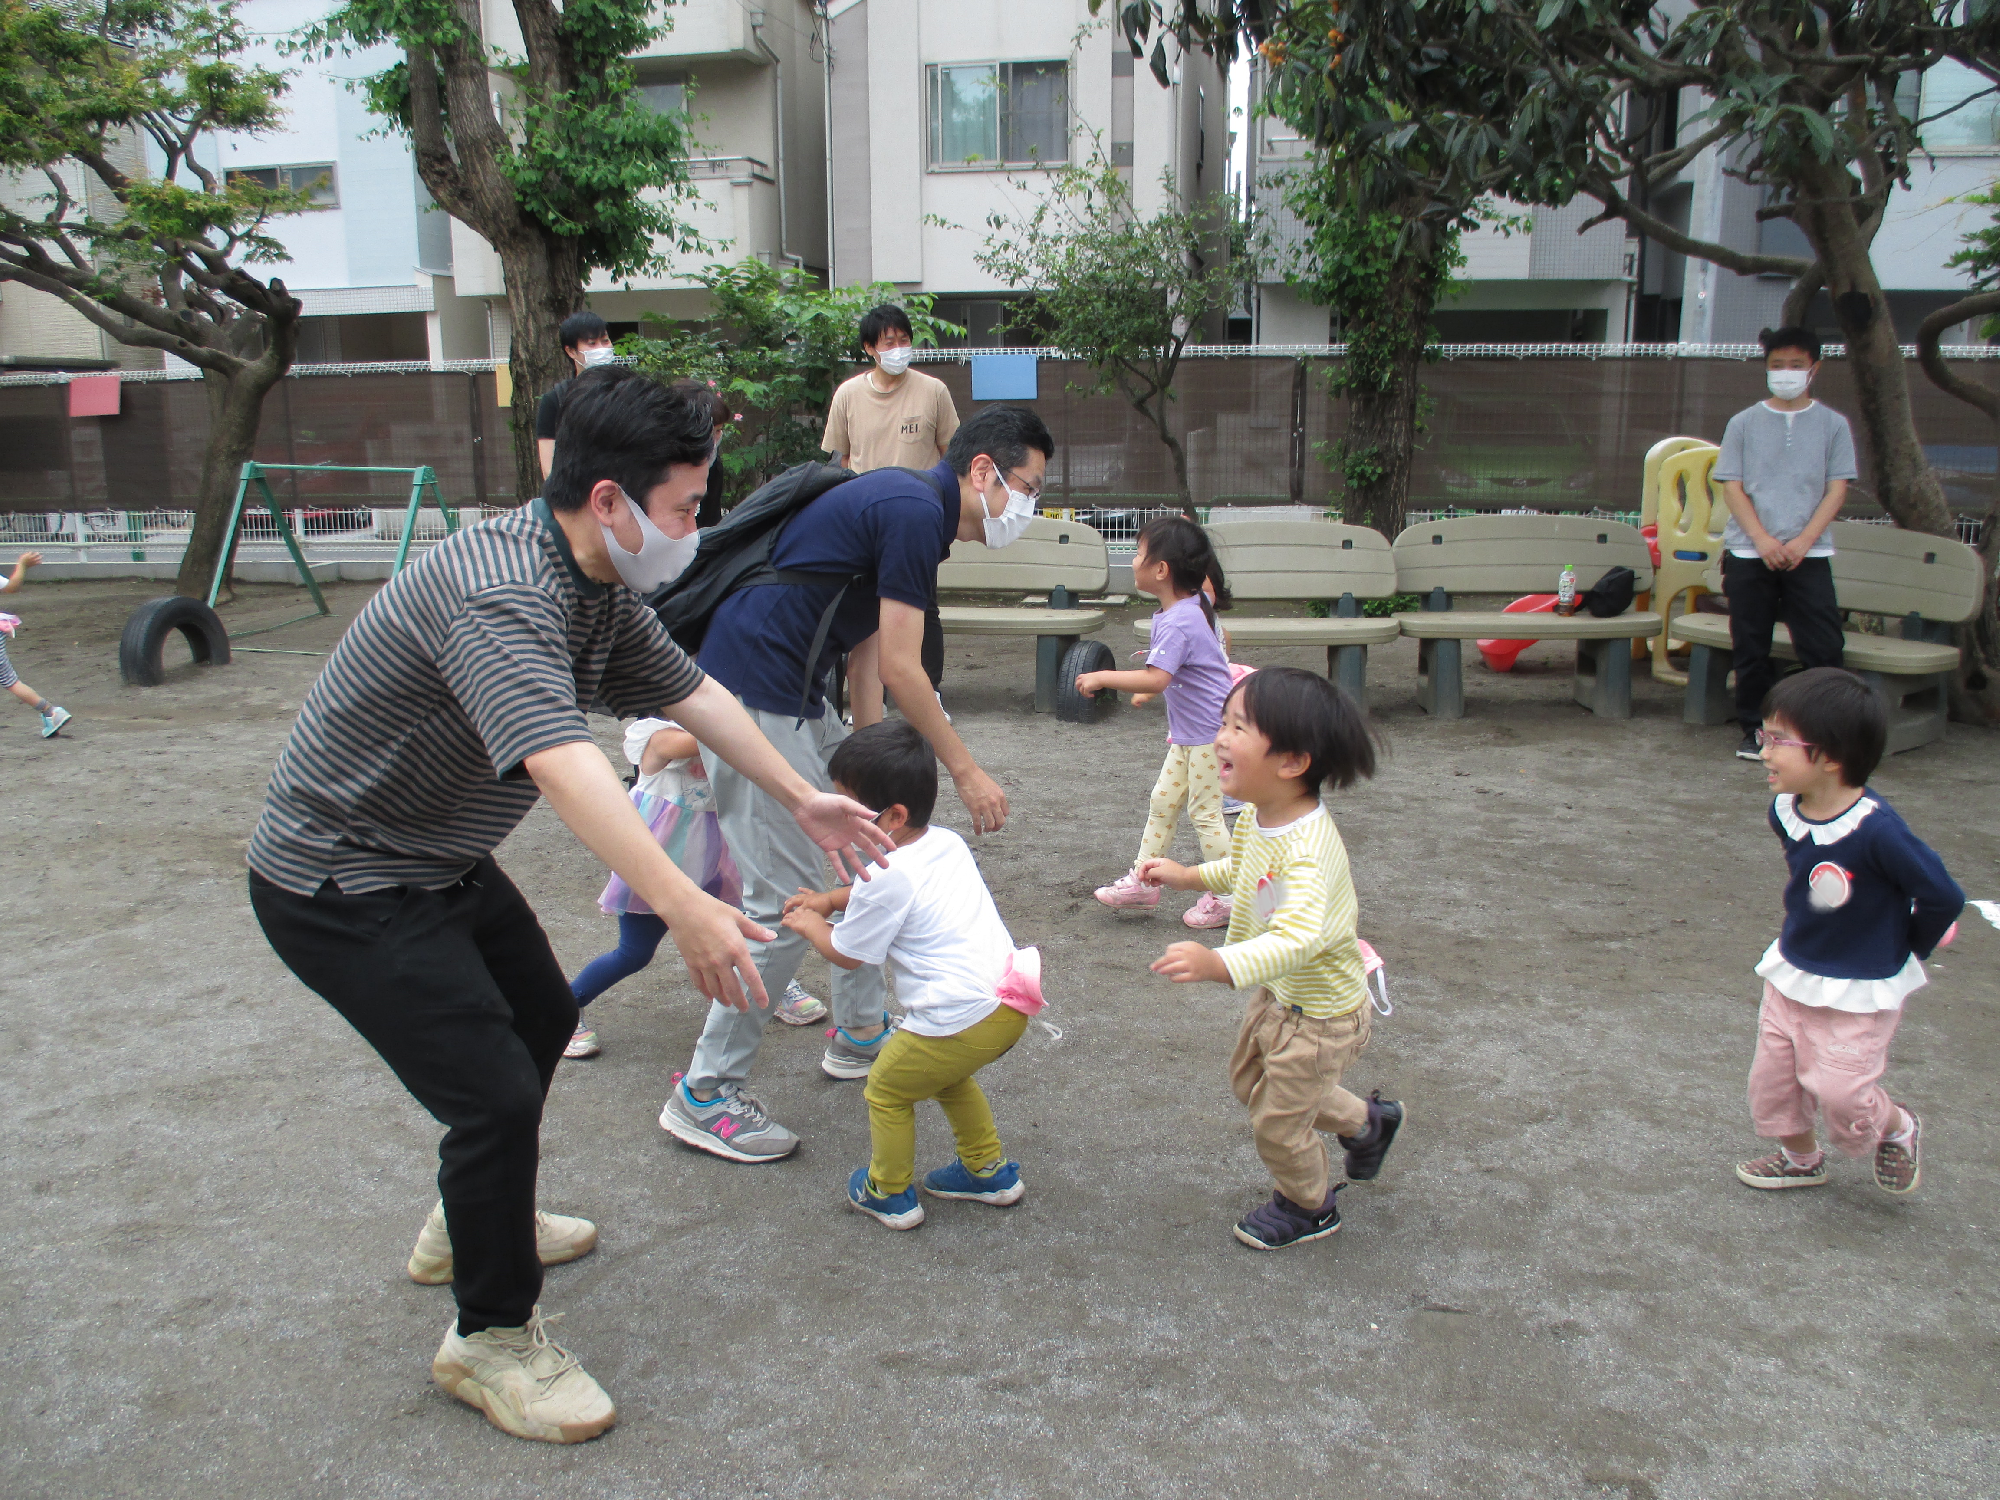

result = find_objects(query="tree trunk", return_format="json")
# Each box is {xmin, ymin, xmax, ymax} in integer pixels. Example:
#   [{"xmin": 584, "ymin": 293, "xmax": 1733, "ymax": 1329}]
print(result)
[
  {"xmin": 1796, "ymin": 165, "xmax": 1952, "ymax": 534},
  {"xmin": 497, "ymin": 230, "xmax": 587, "ymax": 503},
  {"xmin": 1155, "ymin": 403, "xmax": 1196, "ymax": 519},
  {"xmin": 1916, "ymin": 293, "xmax": 2000, "ymax": 725},
  {"xmin": 175, "ymin": 365, "xmax": 282, "ymax": 599},
  {"xmin": 1334, "ymin": 248, "xmax": 1434, "ymax": 541}
]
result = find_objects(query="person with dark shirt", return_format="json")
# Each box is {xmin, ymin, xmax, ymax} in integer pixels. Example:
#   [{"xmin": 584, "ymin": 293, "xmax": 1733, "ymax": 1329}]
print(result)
[
  {"xmin": 657, "ymin": 405, "xmax": 1055, "ymax": 1166},
  {"xmin": 535, "ymin": 311, "xmax": 617, "ymax": 478},
  {"xmin": 248, "ymin": 368, "xmax": 890, "ymax": 1445}
]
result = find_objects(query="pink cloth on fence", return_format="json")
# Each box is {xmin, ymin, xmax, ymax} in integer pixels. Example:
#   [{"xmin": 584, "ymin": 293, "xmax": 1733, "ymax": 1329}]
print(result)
[{"xmin": 996, "ymin": 947, "xmax": 1045, "ymax": 1016}]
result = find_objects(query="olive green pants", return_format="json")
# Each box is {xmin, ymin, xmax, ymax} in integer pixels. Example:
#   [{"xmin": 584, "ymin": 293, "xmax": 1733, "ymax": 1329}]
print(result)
[{"xmin": 863, "ymin": 1004, "xmax": 1029, "ymax": 1196}]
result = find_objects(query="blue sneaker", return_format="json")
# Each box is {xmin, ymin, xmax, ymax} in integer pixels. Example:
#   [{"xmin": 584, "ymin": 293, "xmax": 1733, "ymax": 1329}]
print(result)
[
  {"xmin": 921, "ymin": 1157, "xmax": 1025, "ymax": 1206},
  {"xmin": 845, "ymin": 1166, "xmax": 924, "ymax": 1230}
]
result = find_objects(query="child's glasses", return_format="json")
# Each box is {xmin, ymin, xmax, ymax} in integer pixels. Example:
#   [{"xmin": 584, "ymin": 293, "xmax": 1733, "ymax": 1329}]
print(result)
[{"xmin": 1754, "ymin": 728, "xmax": 1814, "ymax": 751}]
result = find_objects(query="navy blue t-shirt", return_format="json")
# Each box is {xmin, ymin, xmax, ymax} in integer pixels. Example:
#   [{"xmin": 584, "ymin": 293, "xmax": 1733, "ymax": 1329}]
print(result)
[{"xmin": 700, "ymin": 460, "xmax": 957, "ymax": 717}]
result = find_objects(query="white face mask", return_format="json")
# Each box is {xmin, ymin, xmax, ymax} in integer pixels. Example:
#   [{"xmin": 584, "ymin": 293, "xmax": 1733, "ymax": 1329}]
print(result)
[
  {"xmin": 875, "ymin": 345, "xmax": 914, "ymax": 376},
  {"xmin": 981, "ymin": 469, "xmax": 1037, "ymax": 549},
  {"xmin": 1767, "ymin": 368, "xmax": 1811, "ymax": 400},
  {"xmin": 599, "ymin": 488, "xmax": 699, "ymax": 592},
  {"xmin": 579, "ymin": 344, "xmax": 617, "ymax": 368}
]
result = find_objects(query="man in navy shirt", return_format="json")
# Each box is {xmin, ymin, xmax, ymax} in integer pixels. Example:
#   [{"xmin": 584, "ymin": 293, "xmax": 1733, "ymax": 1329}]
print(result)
[{"xmin": 661, "ymin": 405, "xmax": 1055, "ymax": 1162}]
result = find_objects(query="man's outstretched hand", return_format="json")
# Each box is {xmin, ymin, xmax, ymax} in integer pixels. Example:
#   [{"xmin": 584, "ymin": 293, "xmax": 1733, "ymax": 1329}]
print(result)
[
  {"xmin": 792, "ymin": 791, "xmax": 895, "ymax": 881},
  {"xmin": 953, "ymin": 764, "xmax": 1009, "ymax": 834}
]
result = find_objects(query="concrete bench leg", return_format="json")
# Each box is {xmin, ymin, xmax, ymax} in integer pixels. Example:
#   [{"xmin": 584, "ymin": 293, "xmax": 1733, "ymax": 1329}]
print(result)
[
  {"xmin": 1416, "ymin": 638, "xmax": 1464, "ymax": 718},
  {"xmin": 1034, "ymin": 633, "xmax": 1079, "ymax": 713},
  {"xmin": 1329, "ymin": 643, "xmax": 1368, "ymax": 707},
  {"xmin": 1683, "ymin": 643, "xmax": 1735, "ymax": 726},
  {"xmin": 1864, "ymin": 669, "xmax": 1948, "ymax": 754},
  {"xmin": 1573, "ymin": 637, "xmax": 1634, "ymax": 719}
]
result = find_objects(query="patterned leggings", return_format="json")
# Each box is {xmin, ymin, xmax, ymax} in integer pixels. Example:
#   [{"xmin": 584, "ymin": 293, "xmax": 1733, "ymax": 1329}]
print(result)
[{"xmin": 1135, "ymin": 741, "xmax": 1231, "ymax": 867}]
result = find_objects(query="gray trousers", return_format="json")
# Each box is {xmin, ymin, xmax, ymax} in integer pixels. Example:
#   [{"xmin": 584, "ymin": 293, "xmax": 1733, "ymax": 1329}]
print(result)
[{"xmin": 687, "ymin": 702, "xmax": 886, "ymax": 1093}]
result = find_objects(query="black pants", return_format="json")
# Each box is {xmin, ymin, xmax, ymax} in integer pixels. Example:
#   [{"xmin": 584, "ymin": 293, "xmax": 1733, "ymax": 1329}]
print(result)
[
  {"xmin": 922, "ymin": 601, "xmax": 945, "ymax": 688},
  {"xmin": 1724, "ymin": 553, "xmax": 1845, "ymax": 731},
  {"xmin": 248, "ymin": 858, "xmax": 575, "ymax": 1334}
]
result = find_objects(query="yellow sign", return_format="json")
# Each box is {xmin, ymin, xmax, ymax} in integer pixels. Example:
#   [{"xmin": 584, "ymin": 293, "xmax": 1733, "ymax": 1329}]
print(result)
[{"xmin": 493, "ymin": 365, "xmax": 513, "ymax": 407}]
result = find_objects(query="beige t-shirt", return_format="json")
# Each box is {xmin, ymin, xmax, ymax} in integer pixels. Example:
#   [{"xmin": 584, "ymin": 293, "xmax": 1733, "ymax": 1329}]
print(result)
[{"xmin": 822, "ymin": 368, "xmax": 960, "ymax": 473}]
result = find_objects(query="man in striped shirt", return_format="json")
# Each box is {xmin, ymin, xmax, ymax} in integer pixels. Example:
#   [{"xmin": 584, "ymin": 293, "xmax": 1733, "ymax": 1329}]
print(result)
[{"xmin": 248, "ymin": 368, "xmax": 890, "ymax": 1445}]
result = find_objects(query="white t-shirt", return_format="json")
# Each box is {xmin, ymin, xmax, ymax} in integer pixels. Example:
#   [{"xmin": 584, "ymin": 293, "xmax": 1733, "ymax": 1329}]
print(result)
[
  {"xmin": 832, "ymin": 826, "xmax": 1012, "ymax": 1037},
  {"xmin": 623, "ymin": 718, "xmax": 714, "ymax": 810}
]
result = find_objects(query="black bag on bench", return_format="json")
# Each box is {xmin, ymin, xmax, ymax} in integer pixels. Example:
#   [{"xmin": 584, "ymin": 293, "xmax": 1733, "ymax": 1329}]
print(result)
[{"xmin": 1582, "ymin": 565, "xmax": 1637, "ymax": 618}]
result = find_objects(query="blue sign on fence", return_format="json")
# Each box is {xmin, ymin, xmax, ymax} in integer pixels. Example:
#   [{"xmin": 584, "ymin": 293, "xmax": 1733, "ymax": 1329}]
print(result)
[{"xmin": 970, "ymin": 353, "xmax": 1039, "ymax": 402}]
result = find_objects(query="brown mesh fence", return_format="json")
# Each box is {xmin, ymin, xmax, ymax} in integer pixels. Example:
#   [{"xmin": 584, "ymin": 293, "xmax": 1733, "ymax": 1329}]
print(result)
[{"xmin": 2, "ymin": 357, "xmax": 1993, "ymax": 524}]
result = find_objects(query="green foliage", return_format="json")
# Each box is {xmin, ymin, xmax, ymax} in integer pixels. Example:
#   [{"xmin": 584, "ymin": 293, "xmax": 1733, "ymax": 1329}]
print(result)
[
  {"xmin": 976, "ymin": 152, "xmax": 1240, "ymax": 508},
  {"xmin": 1304, "ymin": 593, "xmax": 1418, "ymax": 618},
  {"xmin": 1946, "ymin": 186, "xmax": 2000, "ymax": 338},
  {"xmin": 627, "ymin": 260, "xmax": 960, "ymax": 502},
  {"xmin": 299, "ymin": 0, "xmax": 701, "ymax": 278}
]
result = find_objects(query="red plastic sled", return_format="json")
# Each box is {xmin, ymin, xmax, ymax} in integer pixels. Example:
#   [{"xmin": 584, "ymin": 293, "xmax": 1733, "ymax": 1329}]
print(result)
[{"xmin": 1477, "ymin": 594, "xmax": 1560, "ymax": 672}]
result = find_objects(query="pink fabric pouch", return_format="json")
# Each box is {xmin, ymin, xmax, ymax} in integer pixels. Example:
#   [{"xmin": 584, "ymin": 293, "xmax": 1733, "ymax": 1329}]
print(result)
[{"xmin": 996, "ymin": 947, "xmax": 1045, "ymax": 1016}]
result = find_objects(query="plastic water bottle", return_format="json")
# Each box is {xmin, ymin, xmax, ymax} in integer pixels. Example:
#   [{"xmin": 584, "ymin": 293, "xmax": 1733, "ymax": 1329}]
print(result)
[{"xmin": 1557, "ymin": 562, "xmax": 1577, "ymax": 615}]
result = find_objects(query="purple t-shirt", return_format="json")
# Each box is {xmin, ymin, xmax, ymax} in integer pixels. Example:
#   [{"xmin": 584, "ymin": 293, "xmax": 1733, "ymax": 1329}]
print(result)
[{"xmin": 1146, "ymin": 594, "xmax": 1234, "ymax": 745}]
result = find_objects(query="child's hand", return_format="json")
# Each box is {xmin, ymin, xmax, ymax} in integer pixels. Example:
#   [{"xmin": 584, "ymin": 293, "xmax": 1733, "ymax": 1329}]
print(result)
[
  {"xmin": 1074, "ymin": 671, "xmax": 1106, "ymax": 697},
  {"xmin": 1130, "ymin": 691, "xmax": 1156, "ymax": 708},
  {"xmin": 1136, "ymin": 857, "xmax": 1195, "ymax": 890},
  {"xmin": 780, "ymin": 906, "xmax": 828, "ymax": 940},
  {"xmin": 14, "ymin": 551, "xmax": 41, "ymax": 570},
  {"xmin": 781, "ymin": 886, "xmax": 835, "ymax": 918},
  {"xmin": 1151, "ymin": 941, "xmax": 1230, "ymax": 984}
]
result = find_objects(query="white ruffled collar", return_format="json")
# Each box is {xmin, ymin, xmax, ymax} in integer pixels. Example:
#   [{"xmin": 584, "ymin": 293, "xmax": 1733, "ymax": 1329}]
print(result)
[{"xmin": 1774, "ymin": 791, "xmax": 1876, "ymax": 845}]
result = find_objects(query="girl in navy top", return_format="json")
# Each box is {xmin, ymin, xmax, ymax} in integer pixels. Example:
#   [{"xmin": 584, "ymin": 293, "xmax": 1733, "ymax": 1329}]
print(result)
[{"xmin": 1737, "ymin": 668, "xmax": 1963, "ymax": 1196}]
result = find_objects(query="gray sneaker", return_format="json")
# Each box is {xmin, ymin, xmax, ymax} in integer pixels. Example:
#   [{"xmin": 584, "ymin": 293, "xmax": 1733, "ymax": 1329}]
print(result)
[
  {"xmin": 822, "ymin": 1013, "xmax": 898, "ymax": 1080},
  {"xmin": 658, "ymin": 1075, "xmax": 799, "ymax": 1163}
]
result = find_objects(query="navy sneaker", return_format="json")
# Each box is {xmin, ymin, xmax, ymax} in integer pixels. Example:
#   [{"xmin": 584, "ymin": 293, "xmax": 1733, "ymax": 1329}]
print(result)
[
  {"xmin": 1339, "ymin": 1091, "xmax": 1405, "ymax": 1182},
  {"xmin": 921, "ymin": 1157, "xmax": 1025, "ymax": 1206},
  {"xmin": 1233, "ymin": 1185, "xmax": 1343, "ymax": 1251},
  {"xmin": 845, "ymin": 1166, "xmax": 925, "ymax": 1230}
]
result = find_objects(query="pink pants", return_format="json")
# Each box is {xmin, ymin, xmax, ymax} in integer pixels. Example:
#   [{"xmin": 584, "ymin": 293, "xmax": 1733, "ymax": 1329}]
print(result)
[{"xmin": 1747, "ymin": 982, "xmax": 1902, "ymax": 1157}]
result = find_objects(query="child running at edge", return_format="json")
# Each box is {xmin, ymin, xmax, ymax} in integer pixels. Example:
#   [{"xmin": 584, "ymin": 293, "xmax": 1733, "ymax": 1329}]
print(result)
[
  {"xmin": 1140, "ymin": 666, "xmax": 1404, "ymax": 1250},
  {"xmin": 1735, "ymin": 667, "xmax": 1962, "ymax": 1195},
  {"xmin": 1081, "ymin": 516, "xmax": 1238, "ymax": 928},
  {"xmin": 563, "ymin": 717, "xmax": 825, "ymax": 1059},
  {"xmin": 781, "ymin": 720, "xmax": 1043, "ymax": 1230},
  {"xmin": 0, "ymin": 552, "xmax": 72, "ymax": 738}
]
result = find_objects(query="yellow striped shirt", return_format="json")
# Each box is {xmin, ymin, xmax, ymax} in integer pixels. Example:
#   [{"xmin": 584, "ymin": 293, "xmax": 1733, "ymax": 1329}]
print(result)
[{"xmin": 1196, "ymin": 804, "xmax": 1367, "ymax": 1019}]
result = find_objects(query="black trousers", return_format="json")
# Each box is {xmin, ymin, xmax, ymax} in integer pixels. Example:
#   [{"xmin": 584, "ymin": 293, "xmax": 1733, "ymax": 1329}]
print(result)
[
  {"xmin": 1724, "ymin": 553, "xmax": 1846, "ymax": 731},
  {"xmin": 922, "ymin": 602, "xmax": 945, "ymax": 688},
  {"xmin": 248, "ymin": 858, "xmax": 576, "ymax": 1334}
]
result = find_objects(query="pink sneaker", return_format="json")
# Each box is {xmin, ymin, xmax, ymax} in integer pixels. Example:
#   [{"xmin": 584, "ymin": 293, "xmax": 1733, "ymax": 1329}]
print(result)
[
  {"xmin": 1094, "ymin": 872, "xmax": 1160, "ymax": 909},
  {"xmin": 1182, "ymin": 892, "xmax": 1231, "ymax": 929}
]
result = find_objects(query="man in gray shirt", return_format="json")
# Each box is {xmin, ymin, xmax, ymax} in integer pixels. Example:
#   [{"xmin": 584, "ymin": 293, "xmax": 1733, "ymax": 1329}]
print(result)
[{"xmin": 1713, "ymin": 326, "xmax": 1857, "ymax": 759}]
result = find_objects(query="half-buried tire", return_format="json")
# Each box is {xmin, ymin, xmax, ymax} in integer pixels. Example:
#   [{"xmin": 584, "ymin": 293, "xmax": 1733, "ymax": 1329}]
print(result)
[
  {"xmin": 119, "ymin": 596, "xmax": 232, "ymax": 687},
  {"xmin": 1055, "ymin": 638, "xmax": 1117, "ymax": 724}
]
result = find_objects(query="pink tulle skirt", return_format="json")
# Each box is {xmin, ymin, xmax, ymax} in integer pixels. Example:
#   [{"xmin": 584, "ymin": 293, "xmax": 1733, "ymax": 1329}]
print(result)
[{"xmin": 598, "ymin": 789, "xmax": 742, "ymax": 916}]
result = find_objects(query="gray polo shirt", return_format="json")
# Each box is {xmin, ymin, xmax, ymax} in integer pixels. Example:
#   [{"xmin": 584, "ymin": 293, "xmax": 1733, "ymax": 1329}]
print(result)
[
  {"xmin": 1713, "ymin": 400, "xmax": 1858, "ymax": 557},
  {"xmin": 249, "ymin": 498, "xmax": 704, "ymax": 895}
]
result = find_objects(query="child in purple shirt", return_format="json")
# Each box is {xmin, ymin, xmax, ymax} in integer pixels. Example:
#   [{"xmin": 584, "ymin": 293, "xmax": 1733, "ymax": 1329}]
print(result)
[{"xmin": 1076, "ymin": 517, "xmax": 1237, "ymax": 927}]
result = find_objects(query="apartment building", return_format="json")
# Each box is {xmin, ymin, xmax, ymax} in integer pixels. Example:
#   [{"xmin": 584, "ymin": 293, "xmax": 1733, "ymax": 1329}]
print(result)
[
  {"xmin": 825, "ymin": 0, "xmax": 1229, "ymax": 343},
  {"xmin": 1246, "ymin": 55, "xmax": 2000, "ymax": 347}
]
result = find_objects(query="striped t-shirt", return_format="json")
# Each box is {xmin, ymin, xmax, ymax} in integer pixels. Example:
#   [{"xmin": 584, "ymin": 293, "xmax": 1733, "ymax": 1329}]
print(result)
[
  {"xmin": 249, "ymin": 499, "xmax": 705, "ymax": 895},
  {"xmin": 1196, "ymin": 803, "xmax": 1368, "ymax": 1019}
]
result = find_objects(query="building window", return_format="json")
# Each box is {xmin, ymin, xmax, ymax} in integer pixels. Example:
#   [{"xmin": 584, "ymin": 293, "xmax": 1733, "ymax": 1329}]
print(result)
[
  {"xmin": 928, "ymin": 61, "xmax": 1069, "ymax": 168},
  {"xmin": 226, "ymin": 163, "xmax": 339, "ymax": 208},
  {"xmin": 638, "ymin": 79, "xmax": 687, "ymax": 118},
  {"xmin": 1920, "ymin": 59, "xmax": 2000, "ymax": 150}
]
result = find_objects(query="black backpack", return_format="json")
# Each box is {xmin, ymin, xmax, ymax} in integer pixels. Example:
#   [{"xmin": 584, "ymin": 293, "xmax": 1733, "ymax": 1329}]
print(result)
[
  {"xmin": 643, "ymin": 460, "xmax": 945, "ymax": 722},
  {"xmin": 1582, "ymin": 565, "xmax": 1638, "ymax": 618}
]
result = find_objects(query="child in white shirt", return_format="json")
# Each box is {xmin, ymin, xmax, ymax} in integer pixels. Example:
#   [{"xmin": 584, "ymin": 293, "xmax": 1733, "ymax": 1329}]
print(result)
[{"xmin": 782, "ymin": 720, "xmax": 1043, "ymax": 1230}]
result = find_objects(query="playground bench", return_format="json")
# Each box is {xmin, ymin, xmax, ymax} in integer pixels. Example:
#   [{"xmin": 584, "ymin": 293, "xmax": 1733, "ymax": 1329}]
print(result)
[
  {"xmin": 936, "ymin": 516, "xmax": 1110, "ymax": 713},
  {"xmin": 1668, "ymin": 520, "xmax": 1984, "ymax": 753},
  {"xmin": 1391, "ymin": 515, "xmax": 1662, "ymax": 718},
  {"xmin": 1130, "ymin": 520, "xmax": 1401, "ymax": 704}
]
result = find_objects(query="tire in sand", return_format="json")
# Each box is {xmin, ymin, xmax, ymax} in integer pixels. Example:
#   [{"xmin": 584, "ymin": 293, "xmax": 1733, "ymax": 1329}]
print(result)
[
  {"xmin": 1055, "ymin": 638, "xmax": 1117, "ymax": 724},
  {"xmin": 119, "ymin": 596, "xmax": 232, "ymax": 686}
]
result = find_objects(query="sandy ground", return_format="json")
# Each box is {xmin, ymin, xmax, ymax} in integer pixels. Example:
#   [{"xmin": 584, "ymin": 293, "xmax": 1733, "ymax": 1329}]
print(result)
[{"xmin": 2, "ymin": 577, "xmax": 1997, "ymax": 1500}]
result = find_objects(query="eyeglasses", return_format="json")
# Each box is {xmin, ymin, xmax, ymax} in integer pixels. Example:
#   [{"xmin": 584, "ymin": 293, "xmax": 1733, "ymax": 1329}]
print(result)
[
  {"xmin": 1000, "ymin": 466, "xmax": 1043, "ymax": 504},
  {"xmin": 1754, "ymin": 728, "xmax": 1814, "ymax": 751}
]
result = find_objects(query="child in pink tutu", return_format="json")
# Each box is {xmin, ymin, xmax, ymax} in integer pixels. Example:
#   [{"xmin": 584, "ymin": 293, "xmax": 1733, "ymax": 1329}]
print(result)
[{"xmin": 564, "ymin": 718, "xmax": 825, "ymax": 1058}]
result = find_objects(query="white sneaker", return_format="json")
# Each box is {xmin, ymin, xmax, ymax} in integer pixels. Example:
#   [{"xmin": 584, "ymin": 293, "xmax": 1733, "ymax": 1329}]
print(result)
[
  {"xmin": 563, "ymin": 1021, "xmax": 601, "ymax": 1059},
  {"xmin": 432, "ymin": 1307, "xmax": 615, "ymax": 1443},
  {"xmin": 774, "ymin": 979, "xmax": 828, "ymax": 1026},
  {"xmin": 407, "ymin": 1201, "xmax": 598, "ymax": 1285}
]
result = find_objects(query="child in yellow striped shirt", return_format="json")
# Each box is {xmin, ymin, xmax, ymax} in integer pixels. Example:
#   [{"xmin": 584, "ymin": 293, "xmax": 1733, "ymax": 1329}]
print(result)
[{"xmin": 1140, "ymin": 666, "xmax": 1405, "ymax": 1250}]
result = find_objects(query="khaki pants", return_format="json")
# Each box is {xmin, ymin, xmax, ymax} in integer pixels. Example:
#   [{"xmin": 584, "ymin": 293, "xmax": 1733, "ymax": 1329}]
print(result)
[
  {"xmin": 1229, "ymin": 987, "xmax": 1372, "ymax": 1206},
  {"xmin": 1136, "ymin": 741, "xmax": 1230, "ymax": 866}
]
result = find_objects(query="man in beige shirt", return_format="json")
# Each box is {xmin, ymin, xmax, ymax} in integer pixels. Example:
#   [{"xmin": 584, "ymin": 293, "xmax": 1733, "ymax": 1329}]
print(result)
[{"xmin": 823, "ymin": 304, "xmax": 960, "ymax": 473}]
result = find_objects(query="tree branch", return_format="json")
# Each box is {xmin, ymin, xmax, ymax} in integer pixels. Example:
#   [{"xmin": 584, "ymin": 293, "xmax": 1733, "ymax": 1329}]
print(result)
[
  {"xmin": 1581, "ymin": 178, "xmax": 1813, "ymax": 279},
  {"xmin": 1917, "ymin": 292, "xmax": 2000, "ymax": 424}
]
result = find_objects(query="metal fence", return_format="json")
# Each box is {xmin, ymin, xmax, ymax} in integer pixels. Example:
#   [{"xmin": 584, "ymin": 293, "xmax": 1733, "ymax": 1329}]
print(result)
[{"xmin": 3, "ymin": 352, "xmax": 1995, "ymax": 531}]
